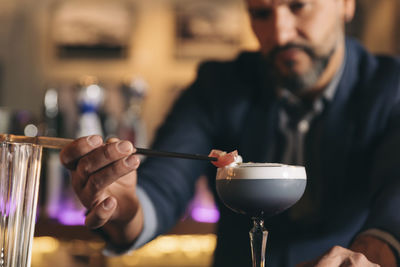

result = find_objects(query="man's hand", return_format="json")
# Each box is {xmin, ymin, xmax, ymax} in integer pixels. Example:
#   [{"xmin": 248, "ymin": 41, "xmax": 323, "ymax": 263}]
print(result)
[
  {"xmin": 296, "ymin": 234, "xmax": 398, "ymax": 267},
  {"xmin": 296, "ymin": 246, "xmax": 379, "ymax": 267},
  {"xmin": 60, "ymin": 135, "xmax": 143, "ymax": 247},
  {"xmin": 350, "ymin": 234, "xmax": 397, "ymax": 267}
]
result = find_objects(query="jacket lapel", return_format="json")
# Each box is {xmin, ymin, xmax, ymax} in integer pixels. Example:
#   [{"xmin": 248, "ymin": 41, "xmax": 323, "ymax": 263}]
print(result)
[
  {"xmin": 320, "ymin": 40, "xmax": 361, "ymax": 202},
  {"xmin": 239, "ymin": 99, "xmax": 281, "ymax": 163}
]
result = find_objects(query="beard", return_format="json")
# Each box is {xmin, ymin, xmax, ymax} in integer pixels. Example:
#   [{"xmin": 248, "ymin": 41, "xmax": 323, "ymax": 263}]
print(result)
[{"xmin": 265, "ymin": 43, "xmax": 336, "ymax": 95}]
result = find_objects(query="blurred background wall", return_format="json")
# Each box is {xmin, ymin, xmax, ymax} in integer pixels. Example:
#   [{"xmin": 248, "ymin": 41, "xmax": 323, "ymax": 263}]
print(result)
[
  {"xmin": 0, "ymin": 0, "xmax": 397, "ymax": 143},
  {"xmin": 0, "ymin": 0, "xmax": 260, "ymax": 142}
]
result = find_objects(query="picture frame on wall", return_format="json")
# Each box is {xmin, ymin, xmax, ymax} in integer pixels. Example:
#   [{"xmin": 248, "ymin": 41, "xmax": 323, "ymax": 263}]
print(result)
[
  {"xmin": 174, "ymin": 0, "xmax": 244, "ymax": 60},
  {"xmin": 50, "ymin": 0, "xmax": 135, "ymax": 59}
]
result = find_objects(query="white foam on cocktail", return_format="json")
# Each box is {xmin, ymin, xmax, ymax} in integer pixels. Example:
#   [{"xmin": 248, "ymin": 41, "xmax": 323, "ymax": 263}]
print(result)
[
  {"xmin": 216, "ymin": 163, "xmax": 306, "ymax": 180},
  {"xmin": 227, "ymin": 154, "xmax": 243, "ymax": 167}
]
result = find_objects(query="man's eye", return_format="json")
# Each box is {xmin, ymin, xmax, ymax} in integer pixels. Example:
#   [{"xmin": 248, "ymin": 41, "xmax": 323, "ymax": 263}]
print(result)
[
  {"xmin": 290, "ymin": 2, "xmax": 307, "ymax": 13},
  {"xmin": 249, "ymin": 8, "xmax": 272, "ymax": 20}
]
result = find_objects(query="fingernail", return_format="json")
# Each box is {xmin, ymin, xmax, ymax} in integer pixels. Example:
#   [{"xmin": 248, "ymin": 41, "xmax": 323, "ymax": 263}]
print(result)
[
  {"xmin": 117, "ymin": 141, "xmax": 133, "ymax": 153},
  {"xmin": 102, "ymin": 198, "xmax": 115, "ymax": 211},
  {"xmin": 124, "ymin": 155, "xmax": 139, "ymax": 167},
  {"xmin": 87, "ymin": 135, "xmax": 102, "ymax": 147}
]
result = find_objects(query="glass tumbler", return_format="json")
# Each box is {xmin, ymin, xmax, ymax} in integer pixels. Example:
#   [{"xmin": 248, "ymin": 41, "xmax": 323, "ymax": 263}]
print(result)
[{"xmin": 0, "ymin": 141, "xmax": 43, "ymax": 267}]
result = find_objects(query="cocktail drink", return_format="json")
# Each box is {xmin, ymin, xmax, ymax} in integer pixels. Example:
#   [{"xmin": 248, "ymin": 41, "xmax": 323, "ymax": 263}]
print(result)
[
  {"xmin": 0, "ymin": 141, "xmax": 43, "ymax": 267},
  {"xmin": 216, "ymin": 163, "xmax": 306, "ymax": 267}
]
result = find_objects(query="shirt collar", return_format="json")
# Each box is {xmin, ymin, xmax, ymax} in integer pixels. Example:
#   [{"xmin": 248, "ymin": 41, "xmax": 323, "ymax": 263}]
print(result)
[{"xmin": 323, "ymin": 51, "xmax": 346, "ymax": 102}]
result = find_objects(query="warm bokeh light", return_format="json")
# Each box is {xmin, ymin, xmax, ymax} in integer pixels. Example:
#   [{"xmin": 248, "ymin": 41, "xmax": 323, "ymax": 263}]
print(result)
[
  {"xmin": 32, "ymin": 236, "xmax": 60, "ymax": 254},
  {"xmin": 31, "ymin": 235, "xmax": 216, "ymax": 267},
  {"xmin": 109, "ymin": 234, "xmax": 217, "ymax": 267},
  {"xmin": 24, "ymin": 124, "xmax": 38, "ymax": 137}
]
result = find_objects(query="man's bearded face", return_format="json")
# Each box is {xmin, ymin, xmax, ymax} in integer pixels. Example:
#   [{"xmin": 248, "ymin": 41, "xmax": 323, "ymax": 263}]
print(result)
[
  {"xmin": 265, "ymin": 42, "xmax": 335, "ymax": 94},
  {"xmin": 247, "ymin": 0, "xmax": 349, "ymax": 94}
]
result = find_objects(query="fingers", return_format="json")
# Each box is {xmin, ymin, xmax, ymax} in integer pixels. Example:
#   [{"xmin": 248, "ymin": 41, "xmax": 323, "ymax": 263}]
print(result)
[
  {"xmin": 106, "ymin": 137, "xmax": 120, "ymax": 144},
  {"xmin": 85, "ymin": 197, "xmax": 117, "ymax": 229},
  {"xmin": 60, "ymin": 135, "xmax": 140, "ymax": 229},
  {"xmin": 296, "ymin": 246, "xmax": 379, "ymax": 267},
  {"xmin": 61, "ymin": 135, "xmax": 139, "ymax": 204},
  {"xmin": 60, "ymin": 135, "xmax": 103, "ymax": 169},
  {"xmin": 350, "ymin": 234, "xmax": 396, "ymax": 266},
  {"xmin": 73, "ymin": 146, "xmax": 140, "ymax": 208},
  {"xmin": 312, "ymin": 246, "xmax": 379, "ymax": 267},
  {"xmin": 82, "ymin": 154, "xmax": 140, "ymax": 198},
  {"xmin": 75, "ymin": 140, "xmax": 136, "ymax": 185}
]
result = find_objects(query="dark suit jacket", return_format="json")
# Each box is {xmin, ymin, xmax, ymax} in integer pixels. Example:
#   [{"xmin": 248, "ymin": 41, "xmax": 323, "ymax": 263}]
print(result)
[{"xmin": 137, "ymin": 38, "xmax": 400, "ymax": 267}]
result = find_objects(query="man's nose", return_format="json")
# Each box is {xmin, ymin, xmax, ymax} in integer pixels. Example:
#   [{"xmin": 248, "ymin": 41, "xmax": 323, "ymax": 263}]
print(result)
[{"xmin": 271, "ymin": 8, "xmax": 297, "ymax": 46}]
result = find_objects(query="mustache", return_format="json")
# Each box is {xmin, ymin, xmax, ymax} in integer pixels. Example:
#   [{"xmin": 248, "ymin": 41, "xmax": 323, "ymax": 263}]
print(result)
[{"xmin": 267, "ymin": 43, "xmax": 317, "ymax": 60}]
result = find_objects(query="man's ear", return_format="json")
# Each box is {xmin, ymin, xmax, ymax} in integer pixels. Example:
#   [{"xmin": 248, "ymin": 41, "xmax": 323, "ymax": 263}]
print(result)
[{"xmin": 343, "ymin": 0, "xmax": 356, "ymax": 22}]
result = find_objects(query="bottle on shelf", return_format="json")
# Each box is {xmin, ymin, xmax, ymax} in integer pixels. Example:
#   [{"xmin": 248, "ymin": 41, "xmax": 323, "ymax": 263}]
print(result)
[{"xmin": 117, "ymin": 76, "xmax": 148, "ymax": 150}]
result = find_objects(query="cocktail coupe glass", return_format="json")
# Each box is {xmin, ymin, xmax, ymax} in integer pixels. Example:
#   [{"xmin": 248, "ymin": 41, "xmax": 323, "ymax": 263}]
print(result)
[{"xmin": 216, "ymin": 163, "xmax": 307, "ymax": 267}]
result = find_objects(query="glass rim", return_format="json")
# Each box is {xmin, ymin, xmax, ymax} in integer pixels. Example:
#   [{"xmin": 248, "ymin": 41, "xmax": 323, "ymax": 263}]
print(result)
[
  {"xmin": 216, "ymin": 163, "xmax": 306, "ymax": 180},
  {"xmin": 0, "ymin": 141, "xmax": 42, "ymax": 148}
]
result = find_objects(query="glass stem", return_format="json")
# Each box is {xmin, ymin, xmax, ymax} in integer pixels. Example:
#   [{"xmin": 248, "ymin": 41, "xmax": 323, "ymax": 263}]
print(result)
[{"xmin": 249, "ymin": 216, "xmax": 268, "ymax": 267}]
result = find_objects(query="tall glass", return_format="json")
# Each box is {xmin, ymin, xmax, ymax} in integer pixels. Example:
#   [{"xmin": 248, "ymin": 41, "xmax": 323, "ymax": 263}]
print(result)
[
  {"xmin": 0, "ymin": 141, "xmax": 43, "ymax": 267},
  {"xmin": 216, "ymin": 163, "xmax": 306, "ymax": 267}
]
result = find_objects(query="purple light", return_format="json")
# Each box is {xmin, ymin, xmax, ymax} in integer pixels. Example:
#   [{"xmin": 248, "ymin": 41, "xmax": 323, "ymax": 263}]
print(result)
[
  {"xmin": 47, "ymin": 195, "xmax": 87, "ymax": 226},
  {"xmin": 56, "ymin": 210, "xmax": 85, "ymax": 226},
  {"xmin": 191, "ymin": 207, "xmax": 220, "ymax": 223}
]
